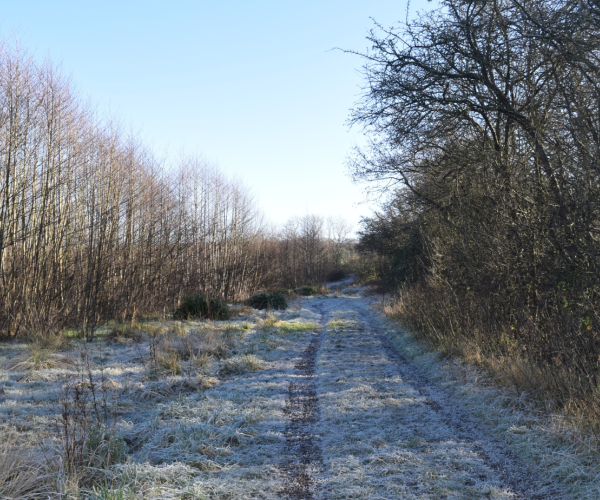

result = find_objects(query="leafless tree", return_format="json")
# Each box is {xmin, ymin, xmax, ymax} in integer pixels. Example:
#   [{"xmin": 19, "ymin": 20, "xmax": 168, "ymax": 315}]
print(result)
[
  {"xmin": 350, "ymin": 0, "xmax": 600, "ymax": 402},
  {"xmin": 0, "ymin": 43, "xmax": 272, "ymax": 338}
]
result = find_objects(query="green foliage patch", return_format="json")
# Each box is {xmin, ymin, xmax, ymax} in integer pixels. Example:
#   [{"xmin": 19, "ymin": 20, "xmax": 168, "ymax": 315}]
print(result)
[
  {"xmin": 246, "ymin": 292, "xmax": 288, "ymax": 310},
  {"xmin": 300, "ymin": 285, "xmax": 320, "ymax": 296},
  {"xmin": 173, "ymin": 294, "xmax": 231, "ymax": 320}
]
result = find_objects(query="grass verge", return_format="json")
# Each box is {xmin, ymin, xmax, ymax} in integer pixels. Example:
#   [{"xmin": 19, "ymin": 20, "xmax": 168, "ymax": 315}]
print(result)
[{"xmin": 377, "ymin": 294, "xmax": 600, "ymax": 499}]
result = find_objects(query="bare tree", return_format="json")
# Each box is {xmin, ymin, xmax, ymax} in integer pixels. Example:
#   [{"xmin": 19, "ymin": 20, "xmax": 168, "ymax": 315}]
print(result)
[
  {"xmin": 350, "ymin": 0, "xmax": 600, "ymax": 402},
  {"xmin": 0, "ymin": 42, "xmax": 271, "ymax": 338}
]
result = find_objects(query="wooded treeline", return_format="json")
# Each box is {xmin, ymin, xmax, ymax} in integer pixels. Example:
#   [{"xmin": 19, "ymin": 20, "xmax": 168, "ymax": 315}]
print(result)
[
  {"xmin": 353, "ymin": 0, "xmax": 600, "ymax": 410},
  {"xmin": 0, "ymin": 45, "xmax": 350, "ymax": 338}
]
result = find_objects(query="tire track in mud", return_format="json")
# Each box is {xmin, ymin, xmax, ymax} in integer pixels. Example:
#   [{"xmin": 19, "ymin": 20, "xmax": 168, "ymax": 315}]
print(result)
[
  {"xmin": 355, "ymin": 305, "xmax": 557, "ymax": 499},
  {"xmin": 280, "ymin": 304, "xmax": 326, "ymax": 500}
]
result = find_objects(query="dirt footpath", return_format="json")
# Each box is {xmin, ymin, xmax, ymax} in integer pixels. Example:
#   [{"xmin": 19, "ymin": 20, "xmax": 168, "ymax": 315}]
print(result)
[{"xmin": 280, "ymin": 295, "xmax": 558, "ymax": 499}]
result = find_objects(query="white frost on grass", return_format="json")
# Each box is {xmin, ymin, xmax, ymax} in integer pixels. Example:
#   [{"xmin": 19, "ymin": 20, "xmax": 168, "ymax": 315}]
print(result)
[
  {"xmin": 313, "ymin": 300, "xmax": 519, "ymax": 499},
  {"xmin": 2, "ymin": 294, "xmax": 592, "ymax": 499},
  {"xmin": 114, "ymin": 315, "xmax": 321, "ymax": 499},
  {"xmin": 372, "ymin": 300, "xmax": 600, "ymax": 499},
  {"xmin": 0, "ymin": 310, "xmax": 319, "ymax": 499}
]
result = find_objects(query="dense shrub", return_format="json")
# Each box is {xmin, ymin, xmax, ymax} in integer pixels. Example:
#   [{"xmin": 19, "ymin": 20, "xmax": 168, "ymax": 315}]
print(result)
[
  {"xmin": 247, "ymin": 292, "xmax": 288, "ymax": 310},
  {"xmin": 300, "ymin": 285, "xmax": 319, "ymax": 296},
  {"xmin": 173, "ymin": 295, "xmax": 231, "ymax": 320}
]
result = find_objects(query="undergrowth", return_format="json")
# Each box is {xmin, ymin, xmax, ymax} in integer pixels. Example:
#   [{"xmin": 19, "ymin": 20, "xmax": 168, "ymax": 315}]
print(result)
[
  {"xmin": 173, "ymin": 295, "xmax": 231, "ymax": 320},
  {"xmin": 246, "ymin": 292, "xmax": 288, "ymax": 311},
  {"xmin": 300, "ymin": 285, "xmax": 320, "ymax": 296},
  {"xmin": 384, "ymin": 282, "xmax": 600, "ymax": 435}
]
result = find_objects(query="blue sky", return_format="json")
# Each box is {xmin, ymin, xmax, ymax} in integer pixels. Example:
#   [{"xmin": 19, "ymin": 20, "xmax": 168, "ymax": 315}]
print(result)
[{"xmin": 2, "ymin": 0, "xmax": 432, "ymax": 232}]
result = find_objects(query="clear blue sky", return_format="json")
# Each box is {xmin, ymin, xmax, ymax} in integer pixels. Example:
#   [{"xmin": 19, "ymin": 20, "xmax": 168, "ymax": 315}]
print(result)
[{"xmin": 2, "ymin": 0, "xmax": 432, "ymax": 233}]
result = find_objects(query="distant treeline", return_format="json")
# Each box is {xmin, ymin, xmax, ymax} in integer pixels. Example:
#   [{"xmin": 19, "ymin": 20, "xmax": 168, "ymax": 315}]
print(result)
[
  {"xmin": 0, "ymin": 45, "xmax": 353, "ymax": 338},
  {"xmin": 353, "ymin": 0, "xmax": 600, "ymax": 413}
]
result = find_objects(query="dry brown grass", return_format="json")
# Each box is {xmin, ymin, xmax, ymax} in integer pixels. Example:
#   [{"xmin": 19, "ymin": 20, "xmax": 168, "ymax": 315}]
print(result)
[
  {"xmin": 220, "ymin": 354, "xmax": 266, "ymax": 375},
  {"xmin": 383, "ymin": 283, "xmax": 600, "ymax": 433},
  {"xmin": 0, "ymin": 307, "xmax": 323, "ymax": 498},
  {"xmin": 231, "ymin": 304, "xmax": 253, "ymax": 317},
  {"xmin": 0, "ymin": 441, "xmax": 52, "ymax": 499},
  {"xmin": 2, "ymin": 343, "xmax": 74, "ymax": 371}
]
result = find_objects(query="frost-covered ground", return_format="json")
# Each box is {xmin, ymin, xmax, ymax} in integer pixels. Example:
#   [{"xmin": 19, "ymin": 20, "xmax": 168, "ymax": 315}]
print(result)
[
  {"xmin": 0, "ymin": 305, "xmax": 321, "ymax": 499},
  {"xmin": 376, "ymin": 307, "xmax": 600, "ymax": 499},
  {"xmin": 1, "ymin": 289, "xmax": 599, "ymax": 499},
  {"xmin": 317, "ymin": 303, "xmax": 520, "ymax": 498},
  {"xmin": 312, "ymin": 297, "xmax": 549, "ymax": 499}
]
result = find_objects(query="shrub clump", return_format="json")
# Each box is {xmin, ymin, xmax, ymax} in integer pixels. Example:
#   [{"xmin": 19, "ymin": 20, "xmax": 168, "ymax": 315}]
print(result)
[
  {"xmin": 173, "ymin": 295, "xmax": 231, "ymax": 320},
  {"xmin": 247, "ymin": 292, "xmax": 288, "ymax": 310},
  {"xmin": 300, "ymin": 285, "xmax": 320, "ymax": 296}
]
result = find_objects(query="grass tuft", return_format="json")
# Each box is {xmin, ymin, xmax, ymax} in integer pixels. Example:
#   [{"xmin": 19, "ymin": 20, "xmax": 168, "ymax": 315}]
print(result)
[
  {"xmin": 106, "ymin": 322, "xmax": 150, "ymax": 344},
  {"xmin": 0, "ymin": 442, "xmax": 51, "ymax": 499},
  {"xmin": 277, "ymin": 321, "xmax": 318, "ymax": 333},
  {"xmin": 327, "ymin": 317, "xmax": 348, "ymax": 330},
  {"xmin": 3, "ymin": 342, "xmax": 74, "ymax": 371},
  {"xmin": 220, "ymin": 354, "xmax": 266, "ymax": 375}
]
